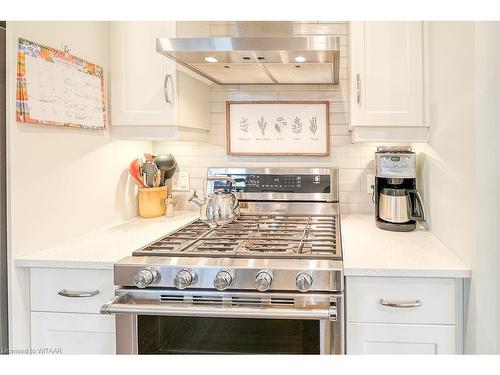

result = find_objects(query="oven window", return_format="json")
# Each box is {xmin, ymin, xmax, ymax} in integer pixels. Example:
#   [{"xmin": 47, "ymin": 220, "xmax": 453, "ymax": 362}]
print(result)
[{"xmin": 138, "ymin": 316, "xmax": 320, "ymax": 354}]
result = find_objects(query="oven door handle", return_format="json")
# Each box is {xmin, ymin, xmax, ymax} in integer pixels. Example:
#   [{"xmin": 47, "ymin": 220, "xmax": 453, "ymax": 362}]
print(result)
[{"xmin": 101, "ymin": 294, "xmax": 337, "ymax": 321}]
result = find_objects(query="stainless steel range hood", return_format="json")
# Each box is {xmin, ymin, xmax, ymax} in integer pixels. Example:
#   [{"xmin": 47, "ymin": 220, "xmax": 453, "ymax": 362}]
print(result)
[{"xmin": 156, "ymin": 22, "xmax": 340, "ymax": 85}]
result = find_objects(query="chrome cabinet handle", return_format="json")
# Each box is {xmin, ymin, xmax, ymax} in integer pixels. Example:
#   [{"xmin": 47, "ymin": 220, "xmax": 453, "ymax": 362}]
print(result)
[
  {"xmin": 58, "ymin": 289, "xmax": 100, "ymax": 298},
  {"xmin": 356, "ymin": 73, "xmax": 361, "ymax": 104},
  {"xmin": 164, "ymin": 73, "xmax": 172, "ymax": 104},
  {"xmin": 379, "ymin": 298, "xmax": 422, "ymax": 308}
]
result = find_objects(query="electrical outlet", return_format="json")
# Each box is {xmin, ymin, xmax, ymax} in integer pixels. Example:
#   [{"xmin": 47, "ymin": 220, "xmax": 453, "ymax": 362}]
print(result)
[
  {"xmin": 172, "ymin": 171, "xmax": 190, "ymax": 191},
  {"xmin": 366, "ymin": 173, "xmax": 375, "ymax": 193}
]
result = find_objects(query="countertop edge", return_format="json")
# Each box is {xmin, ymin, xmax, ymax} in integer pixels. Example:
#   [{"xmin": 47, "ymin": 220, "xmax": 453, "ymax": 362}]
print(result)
[
  {"xmin": 15, "ymin": 259, "xmax": 115, "ymax": 270},
  {"xmin": 344, "ymin": 267, "xmax": 471, "ymax": 279}
]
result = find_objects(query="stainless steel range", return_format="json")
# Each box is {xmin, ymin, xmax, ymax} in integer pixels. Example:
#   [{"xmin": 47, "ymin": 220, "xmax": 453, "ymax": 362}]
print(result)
[{"xmin": 101, "ymin": 168, "xmax": 344, "ymax": 354}]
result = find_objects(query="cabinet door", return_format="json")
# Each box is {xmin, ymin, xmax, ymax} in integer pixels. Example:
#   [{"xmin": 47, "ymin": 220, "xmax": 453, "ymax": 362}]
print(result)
[
  {"xmin": 31, "ymin": 312, "xmax": 116, "ymax": 354},
  {"xmin": 351, "ymin": 22, "xmax": 424, "ymax": 127},
  {"xmin": 110, "ymin": 21, "xmax": 176, "ymax": 127},
  {"xmin": 347, "ymin": 323, "xmax": 455, "ymax": 354}
]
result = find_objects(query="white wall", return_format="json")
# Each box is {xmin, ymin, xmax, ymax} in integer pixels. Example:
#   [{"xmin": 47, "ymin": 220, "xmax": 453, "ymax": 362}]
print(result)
[
  {"xmin": 6, "ymin": 21, "xmax": 151, "ymax": 348},
  {"xmin": 154, "ymin": 22, "xmax": 379, "ymax": 214},
  {"xmin": 473, "ymin": 21, "xmax": 500, "ymax": 354},
  {"xmin": 420, "ymin": 22, "xmax": 476, "ymax": 265},
  {"xmin": 422, "ymin": 21, "xmax": 500, "ymax": 354}
]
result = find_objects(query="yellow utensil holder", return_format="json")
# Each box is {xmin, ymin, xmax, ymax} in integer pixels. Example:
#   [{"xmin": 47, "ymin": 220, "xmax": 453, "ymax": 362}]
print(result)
[{"xmin": 138, "ymin": 186, "xmax": 168, "ymax": 218}]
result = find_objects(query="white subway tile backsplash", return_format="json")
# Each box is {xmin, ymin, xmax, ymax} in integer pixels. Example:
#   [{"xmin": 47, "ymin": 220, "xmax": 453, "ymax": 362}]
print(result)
[
  {"xmin": 330, "ymin": 113, "xmax": 349, "ymax": 125},
  {"xmin": 330, "ymin": 135, "xmax": 351, "ymax": 145},
  {"xmin": 210, "ymin": 102, "xmax": 225, "ymax": 113},
  {"xmin": 340, "ymin": 191, "xmax": 374, "ymax": 203},
  {"xmin": 340, "ymin": 169, "xmax": 365, "ymax": 180},
  {"xmin": 153, "ymin": 22, "xmax": 375, "ymax": 213},
  {"xmin": 340, "ymin": 179, "xmax": 362, "ymax": 192},
  {"xmin": 331, "ymin": 125, "xmax": 350, "ymax": 136},
  {"xmin": 229, "ymin": 91, "xmax": 279, "ymax": 101},
  {"xmin": 237, "ymin": 84, "xmax": 320, "ymax": 92},
  {"xmin": 278, "ymin": 91, "xmax": 345, "ymax": 101},
  {"xmin": 359, "ymin": 202, "xmax": 376, "ymax": 214},
  {"xmin": 210, "ymin": 113, "xmax": 226, "ymax": 125}
]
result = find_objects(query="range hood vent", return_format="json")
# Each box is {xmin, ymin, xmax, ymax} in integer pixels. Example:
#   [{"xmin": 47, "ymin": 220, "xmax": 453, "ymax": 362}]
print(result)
[{"xmin": 156, "ymin": 23, "xmax": 340, "ymax": 85}]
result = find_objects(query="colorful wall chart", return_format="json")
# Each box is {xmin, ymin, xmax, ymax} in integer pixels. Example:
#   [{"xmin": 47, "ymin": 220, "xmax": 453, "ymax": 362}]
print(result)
[{"xmin": 16, "ymin": 38, "xmax": 106, "ymax": 130}]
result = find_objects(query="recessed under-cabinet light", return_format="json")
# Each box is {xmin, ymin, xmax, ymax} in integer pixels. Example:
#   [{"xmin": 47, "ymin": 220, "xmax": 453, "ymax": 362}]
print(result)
[
  {"xmin": 205, "ymin": 56, "xmax": 218, "ymax": 63},
  {"xmin": 294, "ymin": 56, "xmax": 306, "ymax": 63}
]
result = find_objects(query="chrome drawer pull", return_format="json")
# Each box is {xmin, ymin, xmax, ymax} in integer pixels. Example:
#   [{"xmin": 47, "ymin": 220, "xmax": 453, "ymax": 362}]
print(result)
[
  {"xmin": 58, "ymin": 289, "xmax": 100, "ymax": 298},
  {"xmin": 379, "ymin": 298, "xmax": 422, "ymax": 308}
]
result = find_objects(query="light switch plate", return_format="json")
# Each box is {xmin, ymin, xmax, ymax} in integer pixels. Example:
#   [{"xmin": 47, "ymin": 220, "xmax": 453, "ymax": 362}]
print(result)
[
  {"xmin": 366, "ymin": 173, "xmax": 375, "ymax": 193},
  {"xmin": 172, "ymin": 171, "xmax": 190, "ymax": 191}
]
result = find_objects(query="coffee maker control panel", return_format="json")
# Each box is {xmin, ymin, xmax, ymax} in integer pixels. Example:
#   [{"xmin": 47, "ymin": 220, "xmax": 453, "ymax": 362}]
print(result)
[{"xmin": 376, "ymin": 152, "xmax": 416, "ymax": 178}]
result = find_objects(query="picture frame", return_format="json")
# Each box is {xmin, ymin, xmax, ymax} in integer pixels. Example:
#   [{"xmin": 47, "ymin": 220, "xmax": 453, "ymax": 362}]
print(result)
[{"xmin": 226, "ymin": 101, "xmax": 330, "ymax": 156}]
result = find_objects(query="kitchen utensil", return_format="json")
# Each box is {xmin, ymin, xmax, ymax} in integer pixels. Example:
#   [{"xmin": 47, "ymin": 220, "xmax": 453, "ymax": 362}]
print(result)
[
  {"xmin": 129, "ymin": 159, "xmax": 146, "ymax": 188},
  {"xmin": 163, "ymin": 164, "xmax": 177, "ymax": 182},
  {"xmin": 153, "ymin": 154, "xmax": 177, "ymax": 185},
  {"xmin": 154, "ymin": 169, "xmax": 162, "ymax": 188},
  {"xmin": 140, "ymin": 153, "xmax": 155, "ymax": 164},
  {"xmin": 378, "ymin": 187, "xmax": 426, "ymax": 224},
  {"xmin": 189, "ymin": 176, "xmax": 240, "ymax": 227},
  {"xmin": 141, "ymin": 161, "xmax": 160, "ymax": 188}
]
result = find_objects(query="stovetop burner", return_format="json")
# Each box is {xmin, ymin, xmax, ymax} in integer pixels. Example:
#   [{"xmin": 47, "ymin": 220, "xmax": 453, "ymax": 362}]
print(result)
[{"xmin": 133, "ymin": 214, "xmax": 341, "ymax": 260}]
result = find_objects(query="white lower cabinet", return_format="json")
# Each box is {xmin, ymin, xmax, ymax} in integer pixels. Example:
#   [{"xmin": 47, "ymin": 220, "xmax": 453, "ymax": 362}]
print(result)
[
  {"xmin": 346, "ymin": 276, "xmax": 463, "ymax": 354},
  {"xmin": 31, "ymin": 312, "xmax": 115, "ymax": 354},
  {"xmin": 29, "ymin": 267, "xmax": 116, "ymax": 354},
  {"xmin": 347, "ymin": 323, "xmax": 455, "ymax": 354}
]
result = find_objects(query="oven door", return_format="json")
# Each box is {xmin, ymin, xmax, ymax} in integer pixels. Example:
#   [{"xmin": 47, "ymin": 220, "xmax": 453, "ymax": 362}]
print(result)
[{"xmin": 102, "ymin": 289, "xmax": 343, "ymax": 355}]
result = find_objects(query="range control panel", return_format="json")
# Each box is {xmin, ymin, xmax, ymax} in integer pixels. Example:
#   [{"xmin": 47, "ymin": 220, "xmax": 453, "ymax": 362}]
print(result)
[{"xmin": 213, "ymin": 174, "xmax": 331, "ymax": 194}]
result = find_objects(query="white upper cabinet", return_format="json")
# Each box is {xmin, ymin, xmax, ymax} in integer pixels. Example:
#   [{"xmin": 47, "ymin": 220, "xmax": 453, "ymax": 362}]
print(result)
[
  {"xmin": 350, "ymin": 22, "xmax": 429, "ymax": 142},
  {"xmin": 110, "ymin": 21, "xmax": 210, "ymax": 140}
]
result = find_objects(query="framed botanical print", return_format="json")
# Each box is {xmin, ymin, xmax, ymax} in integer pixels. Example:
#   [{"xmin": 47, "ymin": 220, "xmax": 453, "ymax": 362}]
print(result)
[{"xmin": 226, "ymin": 101, "xmax": 330, "ymax": 156}]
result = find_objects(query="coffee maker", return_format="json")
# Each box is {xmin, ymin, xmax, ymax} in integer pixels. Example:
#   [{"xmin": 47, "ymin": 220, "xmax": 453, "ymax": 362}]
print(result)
[{"xmin": 374, "ymin": 146, "xmax": 426, "ymax": 232}]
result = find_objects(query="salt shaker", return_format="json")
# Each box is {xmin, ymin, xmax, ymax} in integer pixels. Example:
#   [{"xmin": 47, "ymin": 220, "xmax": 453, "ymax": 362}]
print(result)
[{"xmin": 165, "ymin": 194, "xmax": 177, "ymax": 218}]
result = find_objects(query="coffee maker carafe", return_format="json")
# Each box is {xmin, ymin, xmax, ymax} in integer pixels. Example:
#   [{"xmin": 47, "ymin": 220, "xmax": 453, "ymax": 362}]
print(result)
[{"xmin": 374, "ymin": 146, "xmax": 426, "ymax": 232}]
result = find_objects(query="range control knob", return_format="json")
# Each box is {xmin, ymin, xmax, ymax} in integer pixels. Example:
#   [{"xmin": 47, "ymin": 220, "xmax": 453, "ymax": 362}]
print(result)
[
  {"xmin": 174, "ymin": 269, "xmax": 196, "ymax": 290},
  {"xmin": 214, "ymin": 270, "xmax": 234, "ymax": 291},
  {"xmin": 296, "ymin": 272, "xmax": 313, "ymax": 293},
  {"xmin": 134, "ymin": 268, "xmax": 159, "ymax": 289},
  {"xmin": 255, "ymin": 270, "xmax": 274, "ymax": 292}
]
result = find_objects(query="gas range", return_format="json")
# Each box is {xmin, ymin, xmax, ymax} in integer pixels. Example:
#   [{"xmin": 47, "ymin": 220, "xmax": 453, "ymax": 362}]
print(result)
[{"xmin": 102, "ymin": 168, "xmax": 344, "ymax": 354}]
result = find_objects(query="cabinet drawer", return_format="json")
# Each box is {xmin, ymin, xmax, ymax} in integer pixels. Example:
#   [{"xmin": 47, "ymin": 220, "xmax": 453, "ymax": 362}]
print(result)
[
  {"xmin": 346, "ymin": 322, "xmax": 455, "ymax": 354},
  {"xmin": 30, "ymin": 268, "xmax": 115, "ymax": 314},
  {"xmin": 31, "ymin": 312, "xmax": 115, "ymax": 354},
  {"xmin": 346, "ymin": 277, "xmax": 456, "ymax": 324}
]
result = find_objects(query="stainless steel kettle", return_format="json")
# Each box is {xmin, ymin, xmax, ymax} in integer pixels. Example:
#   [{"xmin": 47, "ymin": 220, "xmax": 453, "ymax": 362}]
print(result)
[
  {"xmin": 189, "ymin": 176, "xmax": 240, "ymax": 227},
  {"xmin": 378, "ymin": 188, "xmax": 426, "ymax": 224}
]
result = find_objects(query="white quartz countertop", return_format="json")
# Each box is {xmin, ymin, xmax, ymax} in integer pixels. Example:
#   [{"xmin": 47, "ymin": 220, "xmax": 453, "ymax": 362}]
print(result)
[
  {"xmin": 15, "ymin": 211, "xmax": 199, "ymax": 270},
  {"xmin": 16, "ymin": 212, "xmax": 471, "ymax": 278},
  {"xmin": 341, "ymin": 214, "xmax": 471, "ymax": 278}
]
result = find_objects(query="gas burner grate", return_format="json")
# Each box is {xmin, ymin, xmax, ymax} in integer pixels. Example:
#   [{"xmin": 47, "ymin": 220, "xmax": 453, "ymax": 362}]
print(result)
[{"xmin": 133, "ymin": 214, "xmax": 340, "ymax": 259}]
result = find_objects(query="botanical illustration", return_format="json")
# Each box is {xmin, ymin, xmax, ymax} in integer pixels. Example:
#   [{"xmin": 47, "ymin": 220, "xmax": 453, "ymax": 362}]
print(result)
[
  {"xmin": 240, "ymin": 116, "xmax": 249, "ymax": 133},
  {"xmin": 309, "ymin": 116, "xmax": 318, "ymax": 135},
  {"xmin": 292, "ymin": 117, "xmax": 303, "ymax": 134},
  {"xmin": 228, "ymin": 102, "xmax": 328, "ymax": 155},
  {"xmin": 274, "ymin": 117, "xmax": 287, "ymax": 135},
  {"xmin": 257, "ymin": 116, "xmax": 267, "ymax": 135}
]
